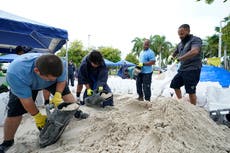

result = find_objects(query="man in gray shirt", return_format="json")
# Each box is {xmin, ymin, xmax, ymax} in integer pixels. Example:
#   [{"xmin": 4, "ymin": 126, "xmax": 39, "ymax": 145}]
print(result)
[{"xmin": 170, "ymin": 24, "xmax": 202, "ymax": 105}]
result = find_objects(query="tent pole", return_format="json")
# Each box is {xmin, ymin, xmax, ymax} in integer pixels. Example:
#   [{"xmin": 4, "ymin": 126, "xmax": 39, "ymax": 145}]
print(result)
[{"xmin": 66, "ymin": 41, "xmax": 68, "ymax": 81}]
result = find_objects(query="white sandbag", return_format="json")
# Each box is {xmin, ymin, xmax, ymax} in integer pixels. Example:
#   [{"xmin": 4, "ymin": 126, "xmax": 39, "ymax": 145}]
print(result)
[
  {"xmin": 35, "ymin": 90, "xmax": 44, "ymax": 106},
  {"xmin": 0, "ymin": 92, "xmax": 9, "ymax": 126},
  {"xmin": 206, "ymin": 86, "xmax": 230, "ymax": 111}
]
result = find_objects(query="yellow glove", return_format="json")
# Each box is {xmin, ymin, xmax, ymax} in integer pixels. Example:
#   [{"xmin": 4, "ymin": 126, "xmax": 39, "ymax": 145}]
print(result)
[
  {"xmin": 172, "ymin": 56, "xmax": 179, "ymax": 63},
  {"xmin": 33, "ymin": 112, "xmax": 47, "ymax": 130},
  {"xmin": 87, "ymin": 88, "xmax": 93, "ymax": 96},
  {"xmin": 51, "ymin": 92, "xmax": 63, "ymax": 107},
  {"xmin": 137, "ymin": 63, "xmax": 143, "ymax": 67},
  {"xmin": 168, "ymin": 55, "xmax": 179, "ymax": 63},
  {"xmin": 174, "ymin": 58, "xmax": 179, "ymax": 63},
  {"xmin": 98, "ymin": 86, "xmax": 103, "ymax": 92}
]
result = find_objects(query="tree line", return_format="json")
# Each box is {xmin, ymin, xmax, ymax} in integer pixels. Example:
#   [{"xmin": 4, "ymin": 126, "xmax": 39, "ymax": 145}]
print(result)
[{"xmin": 57, "ymin": 18, "xmax": 230, "ymax": 69}]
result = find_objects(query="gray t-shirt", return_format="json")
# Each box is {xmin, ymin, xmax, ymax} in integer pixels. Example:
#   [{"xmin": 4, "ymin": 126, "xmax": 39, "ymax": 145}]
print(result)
[{"xmin": 175, "ymin": 35, "xmax": 202, "ymax": 71}]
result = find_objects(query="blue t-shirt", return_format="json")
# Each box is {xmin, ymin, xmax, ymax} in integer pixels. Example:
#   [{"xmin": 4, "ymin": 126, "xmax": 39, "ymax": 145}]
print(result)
[
  {"xmin": 6, "ymin": 53, "xmax": 66, "ymax": 98},
  {"xmin": 139, "ymin": 48, "xmax": 155, "ymax": 73}
]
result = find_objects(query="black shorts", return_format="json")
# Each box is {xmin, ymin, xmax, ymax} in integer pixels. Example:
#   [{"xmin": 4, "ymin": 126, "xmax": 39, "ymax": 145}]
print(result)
[
  {"xmin": 7, "ymin": 83, "xmax": 71, "ymax": 117},
  {"xmin": 170, "ymin": 69, "xmax": 201, "ymax": 94}
]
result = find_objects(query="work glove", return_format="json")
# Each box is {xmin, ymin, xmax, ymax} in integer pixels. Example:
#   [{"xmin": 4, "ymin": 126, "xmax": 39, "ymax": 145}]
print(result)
[
  {"xmin": 168, "ymin": 55, "xmax": 179, "ymax": 63},
  {"xmin": 168, "ymin": 55, "xmax": 174, "ymax": 62},
  {"xmin": 98, "ymin": 86, "xmax": 103, "ymax": 92},
  {"xmin": 174, "ymin": 58, "xmax": 179, "ymax": 63},
  {"xmin": 33, "ymin": 112, "xmax": 47, "ymax": 130},
  {"xmin": 87, "ymin": 88, "xmax": 93, "ymax": 96},
  {"xmin": 51, "ymin": 92, "xmax": 63, "ymax": 107},
  {"xmin": 137, "ymin": 63, "xmax": 144, "ymax": 67}
]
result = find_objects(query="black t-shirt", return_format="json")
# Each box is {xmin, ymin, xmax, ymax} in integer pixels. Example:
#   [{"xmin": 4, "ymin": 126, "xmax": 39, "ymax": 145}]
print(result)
[{"xmin": 176, "ymin": 35, "xmax": 202, "ymax": 71}]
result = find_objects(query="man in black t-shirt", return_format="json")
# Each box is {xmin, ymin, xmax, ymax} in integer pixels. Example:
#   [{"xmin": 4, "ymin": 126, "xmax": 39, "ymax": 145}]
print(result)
[{"xmin": 170, "ymin": 24, "xmax": 202, "ymax": 105}]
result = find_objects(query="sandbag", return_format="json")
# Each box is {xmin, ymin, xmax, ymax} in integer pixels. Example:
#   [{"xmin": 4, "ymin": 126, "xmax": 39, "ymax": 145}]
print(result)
[
  {"xmin": 84, "ymin": 92, "xmax": 113, "ymax": 107},
  {"xmin": 39, "ymin": 102, "xmax": 79, "ymax": 148}
]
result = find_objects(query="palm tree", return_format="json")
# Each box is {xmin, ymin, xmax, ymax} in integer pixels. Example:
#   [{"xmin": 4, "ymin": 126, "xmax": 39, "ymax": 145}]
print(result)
[
  {"xmin": 150, "ymin": 35, "xmax": 173, "ymax": 67},
  {"xmin": 202, "ymin": 35, "xmax": 219, "ymax": 58},
  {"xmin": 131, "ymin": 37, "xmax": 145, "ymax": 57},
  {"xmin": 131, "ymin": 35, "xmax": 174, "ymax": 67},
  {"xmin": 222, "ymin": 18, "xmax": 230, "ymax": 52}
]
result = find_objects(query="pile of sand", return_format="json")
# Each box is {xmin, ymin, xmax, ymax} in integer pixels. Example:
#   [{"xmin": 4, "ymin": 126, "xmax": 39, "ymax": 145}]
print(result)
[{"xmin": 2, "ymin": 95, "xmax": 230, "ymax": 153}]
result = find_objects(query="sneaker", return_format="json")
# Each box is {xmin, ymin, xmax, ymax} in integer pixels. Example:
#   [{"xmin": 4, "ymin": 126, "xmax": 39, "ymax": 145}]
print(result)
[
  {"xmin": 76, "ymin": 97, "xmax": 85, "ymax": 105},
  {"xmin": 136, "ymin": 97, "xmax": 144, "ymax": 101},
  {"xmin": 74, "ymin": 110, "xmax": 89, "ymax": 119},
  {"xmin": 0, "ymin": 140, "xmax": 14, "ymax": 153},
  {"xmin": 79, "ymin": 101, "xmax": 85, "ymax": 105}
]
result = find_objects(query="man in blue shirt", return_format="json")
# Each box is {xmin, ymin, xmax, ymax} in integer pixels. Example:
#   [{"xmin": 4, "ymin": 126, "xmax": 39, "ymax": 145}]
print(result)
[
  {"xmin": 0, "ymin": 53, "xmax": 86, "ymax": 152},
  {"xmin": 136, "ymin": 39, "xmax": 156, "ymax": 101},
  {"xmin": 170, "ymin": 24, "xmax": 202, "ymax": 105},
  {"xmin": 78, "ymin": 50, "xmax": 113, "ymax": 107}
]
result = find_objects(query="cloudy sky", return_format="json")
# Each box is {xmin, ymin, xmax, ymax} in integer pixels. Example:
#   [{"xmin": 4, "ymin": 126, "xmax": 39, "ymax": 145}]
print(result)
[{"xmin": 1, "ymin": 0, "xmax": 230, "ymax": 57}]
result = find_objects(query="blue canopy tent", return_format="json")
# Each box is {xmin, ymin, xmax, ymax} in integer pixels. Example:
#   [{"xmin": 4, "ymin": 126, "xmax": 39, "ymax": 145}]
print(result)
[
  {"xmin": 115, "ymin": 60, "xmax": 135, "ymax": 67},
  {"xmin": 115, "ymin": 60, "xmax": 135, "ymax": 79},
  {"xmin": 0, "ymin": 10, "xmax": 68, "ymax": 54},
  {"xmin": 0, "ymin": 54, "xmax": 19, "ymax": 63},
  {"xmin": 104, "ymin": 59, "xmax": 117, "ymax": 67}
]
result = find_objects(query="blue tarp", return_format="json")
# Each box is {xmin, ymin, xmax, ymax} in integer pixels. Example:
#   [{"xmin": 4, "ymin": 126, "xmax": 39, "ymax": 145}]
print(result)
[
  {"xmin": 0, "ymin": 10, "xmax": 68, "ymax": 54},
  {"xmin": 200, "ymin": 65, "xmax": 230, "ymax": 88},
  {"xmin": 0, "ymin": 54, "xmax": 19, "ymax": 63},
  {"xmin": 115, "ymin": 60, "xmax": 135, "ymax": 67}
]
